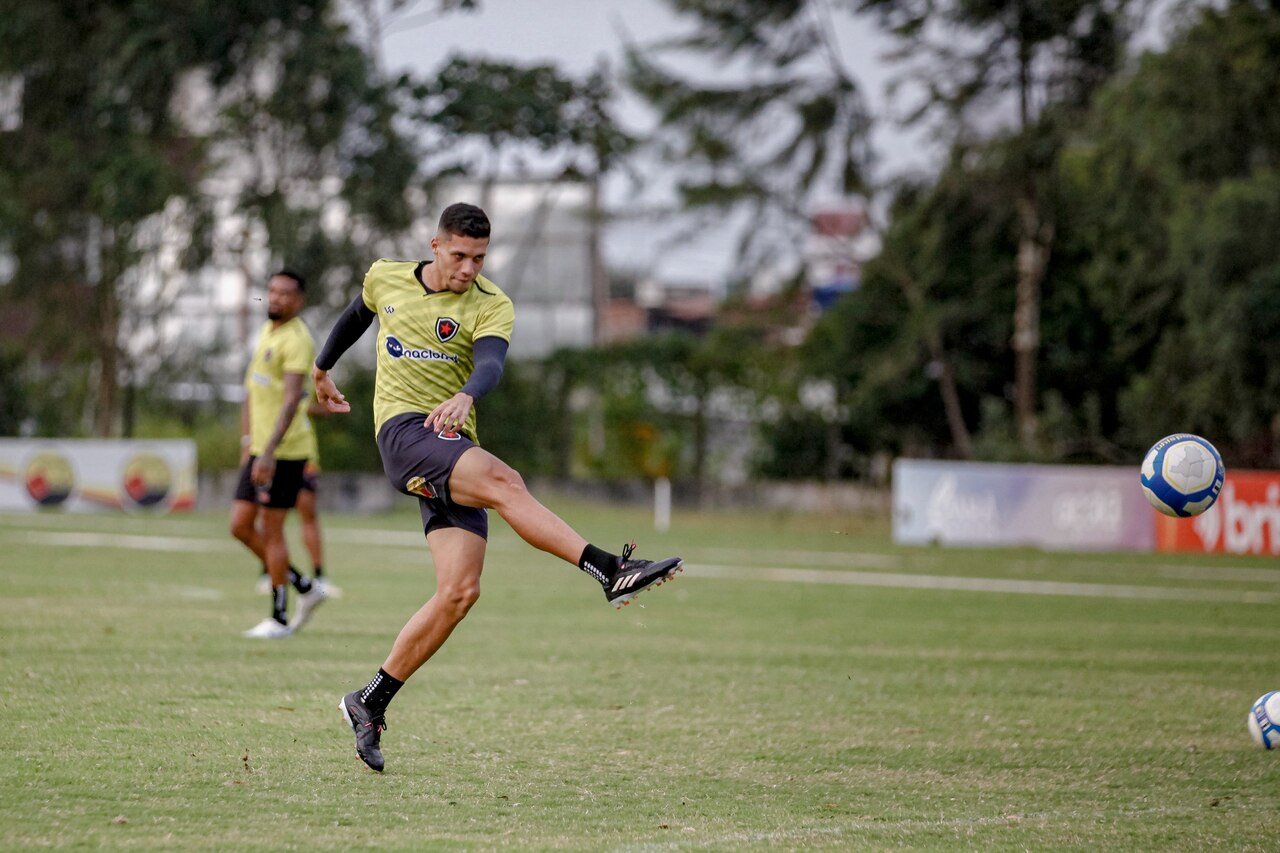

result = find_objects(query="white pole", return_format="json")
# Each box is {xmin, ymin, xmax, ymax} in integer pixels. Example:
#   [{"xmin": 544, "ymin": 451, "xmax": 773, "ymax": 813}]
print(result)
[{"xmin": 654, "ymin": 476, "xmax": 671, "ymax": 533}]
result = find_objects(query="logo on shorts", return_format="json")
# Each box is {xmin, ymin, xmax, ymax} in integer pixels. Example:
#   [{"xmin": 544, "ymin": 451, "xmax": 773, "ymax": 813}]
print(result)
[
  {"xmin": 405, "ymin": 476, "xmax": 436, "ymax": 499},
  {"xmin": 436, "ymin": 317, "xmax": 460, "ymax": 343},
  {"xmin": 437, "ymin": 430, "xmax": 461, "ymax": 441}
]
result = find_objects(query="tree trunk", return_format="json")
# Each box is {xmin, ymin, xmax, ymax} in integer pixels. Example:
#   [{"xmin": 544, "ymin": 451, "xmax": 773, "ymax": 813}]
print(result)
[
  {"xmin": 926, "ymin": 337, "xmax": 973, "ymax": 459},
  {"xmin": 1013, "ymin": 193, "xmax": 1053, "ymax": 452},
  {"xmin": 92, "ymin": 223, "xmax": 119, "ymax": 437}
]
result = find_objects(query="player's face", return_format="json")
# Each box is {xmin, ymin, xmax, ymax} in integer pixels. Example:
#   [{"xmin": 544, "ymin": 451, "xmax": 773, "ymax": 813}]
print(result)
[
  {"xmin": 431, "ymin": 233, "xmax": 488, "ymax": 293},
  {"xmin": 266, "ymin": 275, "xmax": 303, "ymax": 321}
]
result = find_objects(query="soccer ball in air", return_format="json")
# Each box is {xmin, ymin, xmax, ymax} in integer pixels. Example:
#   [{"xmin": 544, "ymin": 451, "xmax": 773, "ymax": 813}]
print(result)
[
  {"xmin": 1139, "ymin": 433, "xmax": 1225, "ymax": 518},
  {"xmin": 1247, "ymin": 691, "xmax": 1280, "ymax": 749}
]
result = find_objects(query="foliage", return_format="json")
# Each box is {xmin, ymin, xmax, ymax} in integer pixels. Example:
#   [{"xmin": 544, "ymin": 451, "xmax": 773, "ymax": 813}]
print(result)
[
  {"xmin": 625, "ymin": 0, "xmax": 873, "ymax": 276},
  {"xmin": 418, "ymin": 56, "xmax": 635, "ymax": 177}
]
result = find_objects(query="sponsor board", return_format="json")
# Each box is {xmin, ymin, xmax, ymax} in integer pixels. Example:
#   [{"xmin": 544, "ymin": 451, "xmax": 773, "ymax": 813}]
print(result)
[
  {"xmin": 1156, "ymin": 470, "xmax": 1280, "ymax": 555},
  {"xmin": 0, "ymin": 439, "xmax": 197, "ymax": 513},
  {"xmin": 893, "ymin": 459, "xmax": 1155, "ymax": 551}
]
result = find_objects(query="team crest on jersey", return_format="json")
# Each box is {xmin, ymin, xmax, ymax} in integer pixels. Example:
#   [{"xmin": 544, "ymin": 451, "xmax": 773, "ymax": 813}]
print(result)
[
  {"xmin": 263, "ymin": 348, "xmax": 272, "ymax": 362},
  {"xmin": 405, "ymin": 476, "xmax": 435, "ymax": 499},
  {"xmin": 436, "ymin": 317, "xmax": 460, "ymax": 343}
]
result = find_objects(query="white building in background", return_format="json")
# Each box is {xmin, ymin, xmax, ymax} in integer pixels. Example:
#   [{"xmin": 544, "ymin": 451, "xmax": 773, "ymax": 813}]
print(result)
[
  {"xmin": 133, "ymin": 176, "xmax": 602, "ymax": 404},
  {"xmin": 446, "ymin": 179, "xmax": 601, "ymax": 359}
]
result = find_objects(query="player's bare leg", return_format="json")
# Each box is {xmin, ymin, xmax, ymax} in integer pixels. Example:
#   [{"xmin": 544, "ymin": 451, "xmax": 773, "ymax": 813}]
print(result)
[
  {"xmin": 229, "ymin": 499, "xmax": 268, "ymax": 562},
  {"xmin": 340, "ymin": 526, "xmax": 484, "ymax": 772},
  {"xmin": 383, "ymin": 527, "xmax": 484, "ymax": 680},
  {"xmin": 241, "ymin": 507, "xmax": 294, "ymax": 638},
  {"xmin": 297, "ymin": 487, "xmax": 325, "ymax": 577},
  {"xmin": 448, "ymin": 446, "xmax": 683, "ymax": 608},
  {"xmin": 448, "ymin": 447, "xmax": 587, "ymax": 561}
]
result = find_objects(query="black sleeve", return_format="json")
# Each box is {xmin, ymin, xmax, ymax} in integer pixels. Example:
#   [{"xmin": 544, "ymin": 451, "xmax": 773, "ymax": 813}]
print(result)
[
  {"xmin": 316, "ymin": 295, "xmax": 376, "ymax": 370},
  {"xmin": 459, "ymin": 336, "xmax": 509, "ymax": 400}
]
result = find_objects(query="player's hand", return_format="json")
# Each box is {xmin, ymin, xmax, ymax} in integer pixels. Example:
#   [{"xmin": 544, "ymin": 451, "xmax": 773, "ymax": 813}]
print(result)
[
  {"xmin": 424, "ymin": 393, "xmax": 474, "ymax": 434},
  {"xmin": 251, "ymin": 452, "xmax": 276, "ymax": 488},
  {"xmin": 312, "ymin": 366, "xmax": 351, "ymax": 413}
]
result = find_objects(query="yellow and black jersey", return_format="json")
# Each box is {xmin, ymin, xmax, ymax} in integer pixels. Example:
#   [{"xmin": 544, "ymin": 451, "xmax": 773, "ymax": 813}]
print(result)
[
  {"xmin": 361, "ymin": 259, "xmax": 514, "ymax": 441},
  {"xmin": 244, "ymin": 317, "xmax": 318, "ymax": 460}
]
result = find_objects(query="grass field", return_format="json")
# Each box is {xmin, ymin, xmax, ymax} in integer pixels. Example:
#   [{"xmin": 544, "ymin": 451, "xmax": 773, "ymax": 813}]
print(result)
[{"xmin": 2, "ymin": 497, "xmax": 1280, "ymax": 850}]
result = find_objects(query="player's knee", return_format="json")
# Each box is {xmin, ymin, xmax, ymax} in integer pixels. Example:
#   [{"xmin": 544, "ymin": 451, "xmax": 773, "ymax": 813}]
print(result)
[
  {"xmin": 441, "ymin": 580, "xmax": 480, "ymax": 619},
  {"xmin": 485, "ymin": 463, "xmax": 528, "ymax": 508},
  {"xmin": 230, "ymin": 517, "xmax": 253, "ymax": 543}
]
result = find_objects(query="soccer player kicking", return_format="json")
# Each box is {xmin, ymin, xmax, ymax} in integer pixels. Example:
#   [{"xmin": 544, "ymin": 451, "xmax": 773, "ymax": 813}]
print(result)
[
  {"xmin": 230, "ymin": 270, "xmax": 329, "ymax": 638},
  {"xmin": 313, "ymin": 203, "xmax": 682, "ymax": 772}
]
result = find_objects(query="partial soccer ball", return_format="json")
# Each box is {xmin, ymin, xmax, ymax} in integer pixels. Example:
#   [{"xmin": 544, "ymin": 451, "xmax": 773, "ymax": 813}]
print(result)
[
  {"xmin": 1139, "ymin": 433, "xmax": 1225, "ymax": 518},
  {"xmin": 1248, "ymin": 691, "xmax": 1280, "ymax": 749}
]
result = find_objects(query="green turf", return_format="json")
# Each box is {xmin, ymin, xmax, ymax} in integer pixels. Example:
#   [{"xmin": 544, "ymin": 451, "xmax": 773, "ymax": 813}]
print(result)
[{"xmin": 2, "ymin": 498, "xmax": 1279, "ymax": 850}]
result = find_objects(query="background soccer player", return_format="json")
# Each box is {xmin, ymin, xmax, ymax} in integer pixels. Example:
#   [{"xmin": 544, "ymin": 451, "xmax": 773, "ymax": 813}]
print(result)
[
  {"xmin": 230, "ymin": 269, "xmax": 328, "ymax": 639},
  {"xmin": 312, "ymin": 203, "xmax": 683, "ymax": 772}
]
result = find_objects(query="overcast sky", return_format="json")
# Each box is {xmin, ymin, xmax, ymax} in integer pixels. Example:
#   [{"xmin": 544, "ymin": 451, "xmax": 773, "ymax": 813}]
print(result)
[{"xmin": 368, "ymin": 0, "xmax": 934, "ymax": 283}]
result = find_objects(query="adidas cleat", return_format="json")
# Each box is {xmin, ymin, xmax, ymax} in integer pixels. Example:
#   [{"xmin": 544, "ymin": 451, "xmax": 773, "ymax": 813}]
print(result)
[
  {"xmin": 339, "ymin": 691, "xmax": 387, "ymax": 772},
  {"xmin": 604, "ymin": 543, "xmax": 683, "ymax": 609}
]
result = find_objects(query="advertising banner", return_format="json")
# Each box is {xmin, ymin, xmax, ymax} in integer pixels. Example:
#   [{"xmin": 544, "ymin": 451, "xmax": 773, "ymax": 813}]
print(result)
[
  {"xmin": 893, "ymin": 459, "xmax": 1155, "ymax": 551},
  {"xmin": 0, "ymin": 439, "xmax": 197, "ymax": 513},
  {"xmin": 1155, "ymin": 470, "xmax": 1280, "ymax": 555}
]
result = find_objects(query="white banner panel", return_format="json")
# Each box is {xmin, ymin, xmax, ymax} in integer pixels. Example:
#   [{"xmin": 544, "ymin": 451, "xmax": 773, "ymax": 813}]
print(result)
[
  {"xmin": 0, "ymin": 439, "xmax": 197, "ymax": 513},
  {"xmin": 893, "ymin": 459, "xmax": 1154, "ymax": 551}
]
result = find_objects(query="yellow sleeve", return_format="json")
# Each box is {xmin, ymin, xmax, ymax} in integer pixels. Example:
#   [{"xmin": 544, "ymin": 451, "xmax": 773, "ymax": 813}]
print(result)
[
  {"xmin": 282, "ymin": 324, "xmax": 315, "ymax": 374},
  {"xmin": 473, "ymin": 296, "xmax": 515, "ymax": 342},
  {"xmin": 361, "ymin": 259, "xmax": 385, "ymax": 312}
]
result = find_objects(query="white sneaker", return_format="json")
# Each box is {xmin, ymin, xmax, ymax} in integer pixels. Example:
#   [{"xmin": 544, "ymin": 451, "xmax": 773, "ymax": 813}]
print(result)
[
  {"xmin": 255, "ymin": 575, "xmax": 271, "ymax": 595},
  {"xmin": 242, "ymin": 618, "xmax": 291, "ymax": 639},
  {"xmin": 313, "ymin": 578, "xmax": 343, "ymax": 598},
  {"xmin": 291, "ymin": 584, "xmax": 329, "ymax": 633}
]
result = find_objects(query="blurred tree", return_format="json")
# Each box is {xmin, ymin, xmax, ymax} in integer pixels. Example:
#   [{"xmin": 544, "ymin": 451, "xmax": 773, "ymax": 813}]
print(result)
[
  {"xmin": 624, "ymin": 0, "xmax": 874, "ymax": 278},
  {"xmin": 0, "ymin": 1, "xmax": 467, "ymax": 438},
  {"xmin": 861, "ymin": 0, "xmax": 1143, "ymax": 451},
  {"xmin": 419, "ymin": 55, "xmax": 635, "ymax": 179},
  {"xmin": 1064, "ymin": 0, "xmax": 1280, "ymax": 465}
]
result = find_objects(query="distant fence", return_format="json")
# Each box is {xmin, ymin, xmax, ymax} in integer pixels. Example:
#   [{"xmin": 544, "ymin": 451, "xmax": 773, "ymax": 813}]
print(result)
[{"xmin": 0, "ymin": 438, "xmax": 197, "ymax": 513}]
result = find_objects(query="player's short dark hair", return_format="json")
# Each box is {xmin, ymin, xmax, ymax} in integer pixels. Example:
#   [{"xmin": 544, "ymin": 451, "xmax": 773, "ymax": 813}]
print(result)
[
  {"xmin": 272, "ymin": 268, "xmax": 306, "ymax": 292},
  {"xmin": 438, "ymin": 203, "xmax": 491, "ymax": 239}
]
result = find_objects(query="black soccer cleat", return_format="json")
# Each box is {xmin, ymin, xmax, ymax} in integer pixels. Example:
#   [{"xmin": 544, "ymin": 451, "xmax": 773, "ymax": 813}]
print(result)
[
  {"xmin": 604, "ymin": 542, "xmax": 683, "ymax": 609},
  {"xmin": 339, "ymin": 691, "xmax": 387, "ymax": 772}
]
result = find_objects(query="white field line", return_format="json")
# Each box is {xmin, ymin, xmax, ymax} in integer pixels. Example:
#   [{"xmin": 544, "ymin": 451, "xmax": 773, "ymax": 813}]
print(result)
[
  {"xmin": 10, "ymin": 528, "xmax": 1280, "ymax": 604},
  {"xmin": 18, "ymin": 530, "xmax": 240, "ymax": 553},
  {"xmin": 689, "ymin": 564, "xmax": 1280, "ymax": 604}
]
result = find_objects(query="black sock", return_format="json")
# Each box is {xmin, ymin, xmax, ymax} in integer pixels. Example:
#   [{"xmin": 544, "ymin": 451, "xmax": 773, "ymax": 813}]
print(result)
[
  {"xmin": 312, "ymin": 564, "xmax": 324, "ymax": 579},
  {"xmin": 272, "ymin": 586, "xmax": 288, "ymax": 624},
  {"xmin": 288, "ymin": 566, "xmax": 312, "ymax": 594},
  {"xmin": 578, "ymin": 544, "xmax": 618, "ymax": 587},
  {"xmin": 360, "ymin": 668, "xmax": 404, "ymax": 715}
]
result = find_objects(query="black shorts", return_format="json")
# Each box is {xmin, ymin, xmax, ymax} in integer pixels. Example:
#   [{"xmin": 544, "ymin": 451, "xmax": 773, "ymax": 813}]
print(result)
[
  {"xmin": 376, "ymin": 412, "xmax": 488, "ymax": 540},
  {"xmin": 234, "ymin": 456, "xmax": 308, "ymax": 509},
  {"xmin": 300, "ymin": 460, "xmax": 319, "ymax": 493}
]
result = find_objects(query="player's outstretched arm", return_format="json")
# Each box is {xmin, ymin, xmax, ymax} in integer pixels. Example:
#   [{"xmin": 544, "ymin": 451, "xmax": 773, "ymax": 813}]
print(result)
[{"xmin": 313, "ymin": 294, "xmax": 377, "ymax": 414}]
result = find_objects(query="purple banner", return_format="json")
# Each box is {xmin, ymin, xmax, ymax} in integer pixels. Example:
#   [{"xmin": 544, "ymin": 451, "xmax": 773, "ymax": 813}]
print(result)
[{"xmin": 893, "ymin": 459, "xmax": 1154, "ymax": 551}]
